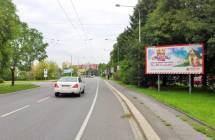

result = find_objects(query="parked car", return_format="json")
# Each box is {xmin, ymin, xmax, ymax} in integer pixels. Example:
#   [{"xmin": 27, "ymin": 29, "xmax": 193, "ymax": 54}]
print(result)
[{"xmin": 54, "ymin": 76, "xmax": 85, "ymax": 97}]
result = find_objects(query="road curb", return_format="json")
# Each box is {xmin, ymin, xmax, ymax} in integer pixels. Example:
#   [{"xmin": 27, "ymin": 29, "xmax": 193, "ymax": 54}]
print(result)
[{"xmin": 105, "ymin": 80, "xmax": 160, "ymax": 140}]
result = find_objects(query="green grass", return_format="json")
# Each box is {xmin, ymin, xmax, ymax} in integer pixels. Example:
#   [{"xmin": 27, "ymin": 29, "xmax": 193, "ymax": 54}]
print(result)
[
  {"xmin": 179, "ymin": 115, "xmax": 215, "ymax": 140},
  {"xmin": 114, "ymin": 80, "xmax": 215, "ymax": 137},
  {"xmin": 4, "ymin": 80, "xmax": 56, "ymax": 84},
  {"xmin": 0, "ymin": 83, "xmax": 39, "ymax": 94}
]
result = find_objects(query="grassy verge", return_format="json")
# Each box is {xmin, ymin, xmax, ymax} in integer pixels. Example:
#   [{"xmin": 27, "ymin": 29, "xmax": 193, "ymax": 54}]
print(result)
[
  {"xmin": 0, "ymin": 83, "xmax": 39, "ymax": 94},
  {"xmin": 114, "ymin": 80, "xmax": 215, "ymax": 139},
  {"xmin": 179, "ymin": 115, "xmax": 215, "ymax": 140},
  {"xmin": 4, "ymin": 80, "xmax": 56, "ymax": 84}
]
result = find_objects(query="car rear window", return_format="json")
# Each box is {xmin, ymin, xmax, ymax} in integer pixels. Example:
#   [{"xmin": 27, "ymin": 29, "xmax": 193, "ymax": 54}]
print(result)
[{"xmin": 58, "ymin": 77, "xmax": 77, "ymax": 82}]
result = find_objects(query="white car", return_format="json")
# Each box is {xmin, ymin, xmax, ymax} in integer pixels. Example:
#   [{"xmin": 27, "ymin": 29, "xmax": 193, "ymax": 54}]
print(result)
[{"xmin": 54, "ymin": 76, "xmax": 85, "ymax": 97}]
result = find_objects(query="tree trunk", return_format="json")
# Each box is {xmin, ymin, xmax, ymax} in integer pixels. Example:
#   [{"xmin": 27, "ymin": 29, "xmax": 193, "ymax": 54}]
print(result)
[
  {"xmin": 162, "ymin": 75, "xmax": 167, "ymax": 86},
  {"xmin": 10, "ymin": 67, "xmax": 15, "ymax": 86},
  {"xmin": 191, "ymin": 75, "xmax": 194, "ymax": 88},
  {"xmin": 202, "ymin": 43, "xmax": 208, "ymax": 89},
  {"xmin": 202, "ymin": 74, "xmax": 207, "ymax": 89}
]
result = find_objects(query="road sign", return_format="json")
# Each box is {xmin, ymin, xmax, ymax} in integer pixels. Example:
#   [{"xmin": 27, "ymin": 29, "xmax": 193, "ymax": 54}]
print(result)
[
  {"xmin": 44, "ymin": 69, "xmax": 48, "ymax": 78},
  {"xmin": 111, "ymin": 67, "xmax": 114, "ymax": 73},
  {"xmin": 63, "ymin": 68, "xmax": 72, "ymax": 74},
  {"xmin": 117, "ymin": 65, "xmax": 120, "ymax": 71},
  {"xmin": 63, "ymin": 68, "xmax": 73, "ymax": 76}
]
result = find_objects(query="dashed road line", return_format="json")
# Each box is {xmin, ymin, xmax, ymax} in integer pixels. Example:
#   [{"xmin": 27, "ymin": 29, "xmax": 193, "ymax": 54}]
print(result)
[
  {"xmin": 37, "ymin": 97, "xmax": 50, "ymax": 103},
  {"xmin": 1, "ymin": 105, "xmax": 30, "ymax": 118}
]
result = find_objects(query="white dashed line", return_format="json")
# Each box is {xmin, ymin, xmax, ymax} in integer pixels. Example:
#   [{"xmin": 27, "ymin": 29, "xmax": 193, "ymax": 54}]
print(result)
[
  {"xmin": 37, "ymin": 97, "xmax": 50, "ymax": 103},
  {"xmin": 1, "ymin": 105, "xmax": 30, "ymax": 118}
]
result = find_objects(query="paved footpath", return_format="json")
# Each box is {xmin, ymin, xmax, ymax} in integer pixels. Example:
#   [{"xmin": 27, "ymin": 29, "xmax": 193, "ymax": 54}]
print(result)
[{"xmin": 108, "ymin": 80, "xmax": 211, "ymax": 140}]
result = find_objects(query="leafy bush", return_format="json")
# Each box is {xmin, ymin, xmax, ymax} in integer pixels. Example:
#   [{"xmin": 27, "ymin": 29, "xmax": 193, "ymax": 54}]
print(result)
[
  {"xmin": 0, "ymin": 78, "xmax": 4, "ymax": 84},
  {"xmin": 207, "ymin": 75, "xmax": 215, "ymax": 91},
  {"xmin": 1, "ymin": 69, "xmax": 11, "ymax": 81},
  {"xmin": 113, "ymin": 72, "xmax": 120, "ymax": 81},
  {"xmin": 17, "ymin": 71, "xmax": 27, "ymax": 80}
]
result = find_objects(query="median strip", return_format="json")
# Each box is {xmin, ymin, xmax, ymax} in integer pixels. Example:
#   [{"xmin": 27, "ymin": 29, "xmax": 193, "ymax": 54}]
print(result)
[
  {"xmin": 1, "ymin": 105, "xmax": 30, "ymax": 118},
  {"xmin": 105, "ymin": 80, "xmax": 160, "ymax": 140}
]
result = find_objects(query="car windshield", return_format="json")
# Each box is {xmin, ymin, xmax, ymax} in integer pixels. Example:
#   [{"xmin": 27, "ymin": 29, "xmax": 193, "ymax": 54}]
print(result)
[{"xmin": 58, "ymin": 77, "xmax": 77, "ymax": 82}]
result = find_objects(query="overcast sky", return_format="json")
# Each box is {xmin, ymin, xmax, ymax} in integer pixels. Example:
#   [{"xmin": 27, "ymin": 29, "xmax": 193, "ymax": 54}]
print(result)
[{"xmin": 12, "ymin": 0, "xmax": 137, "ymax": 65}]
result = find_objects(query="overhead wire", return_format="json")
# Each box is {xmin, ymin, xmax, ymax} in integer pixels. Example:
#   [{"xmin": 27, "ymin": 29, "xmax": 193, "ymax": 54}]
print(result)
[
  {"xmin": 68, "ymin": 0, "xmax": 89, "ymax": 47},
  {"xmin": 68, "ymin": 0, "xmax": 86, "ymax": 35},
  {"xmin": 56, "ymin": 0, "xmax": 84, "ymax": 41}
]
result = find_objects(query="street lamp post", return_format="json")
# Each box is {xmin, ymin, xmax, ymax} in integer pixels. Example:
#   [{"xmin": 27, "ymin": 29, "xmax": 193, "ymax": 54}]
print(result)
[
  {"xmin": 116, "ymin": 2, "xmax": 141, "ymax": 86},
  {"xmin": 115, "ymin": 4, "xmax": 141, "ymax": 43}
]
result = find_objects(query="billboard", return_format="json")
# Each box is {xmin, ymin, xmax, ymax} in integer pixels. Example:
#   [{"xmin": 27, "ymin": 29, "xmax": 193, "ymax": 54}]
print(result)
[
  {"xmin": 63, "ymin": 68, "xmax": 73, "ymax": 74},
  {"xmin": 145, "ymin": 44, "xmax": 204, "ymax": 74}
]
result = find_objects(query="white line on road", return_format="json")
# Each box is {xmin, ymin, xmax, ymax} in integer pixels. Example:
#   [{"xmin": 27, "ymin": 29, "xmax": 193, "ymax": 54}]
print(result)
[
  {"xmin": 75, "ymin": 78, "xmax": 99, "ymax": 140},
  {"xmin": 0, "ymin": 105, "xmax": 30, "ymax": 118},
  {"xmin": 37, "ymin": 97, "xmax": 50, "ymax": 103}
]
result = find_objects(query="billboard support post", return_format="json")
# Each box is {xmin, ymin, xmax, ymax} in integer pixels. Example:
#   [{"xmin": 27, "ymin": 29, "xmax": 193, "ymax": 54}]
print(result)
[
  {"xmin": 145, "ymin": 44, "xmax": 204, "ymax": 94},
  {"xmin": 158, "ymin": 74, "xmax": 160, "ymax": 92},
  {"xmin": 189, "ymin": 74, "xmax": 192, "ymax": 94}
]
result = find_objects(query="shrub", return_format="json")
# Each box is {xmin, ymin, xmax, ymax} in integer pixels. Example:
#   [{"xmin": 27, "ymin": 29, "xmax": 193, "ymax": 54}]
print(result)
[
  {"xmin": 0, "ymin": 78, "xmax": 4, "ymax": 84},
  {"xmin": 113, "ymin": 72, "xmax": 120, "ymax": 81}
]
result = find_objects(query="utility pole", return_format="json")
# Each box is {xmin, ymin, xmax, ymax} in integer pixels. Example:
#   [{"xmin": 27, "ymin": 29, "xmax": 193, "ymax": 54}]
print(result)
[
  {"xmin": 71, "ymin": 56, "xmax": 73, "ymax": 76},
  {"xmin": 137, "ymin": 0, "xmax": 141, "ymax": 87},
  {"xmin": 71, "ymin": 56, "xmax": 73, "ymax": 66},
  {"xmin": 138, "ymin": 0, "xmax": 141, "ymax": 87}
]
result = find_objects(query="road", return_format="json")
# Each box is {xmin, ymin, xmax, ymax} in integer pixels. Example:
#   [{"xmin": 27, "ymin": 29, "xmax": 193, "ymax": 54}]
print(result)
[
  {"xmin": 0, "ymin": 78, "xmax": 136, "ymax": 140},
  {"xmin": 0, "ymin": 77, "xmax": 210, "ymax": 140}
]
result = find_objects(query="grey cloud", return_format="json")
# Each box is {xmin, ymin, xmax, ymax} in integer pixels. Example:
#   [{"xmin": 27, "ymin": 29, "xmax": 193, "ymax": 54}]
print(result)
[{"xmin": 12, "ymin": 0, "xmax": 137, "ymax": 65}]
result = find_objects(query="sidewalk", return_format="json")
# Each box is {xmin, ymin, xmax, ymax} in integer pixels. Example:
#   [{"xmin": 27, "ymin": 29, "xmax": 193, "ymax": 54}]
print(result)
[{"xmin": 108, "ymin": 80, "xmax": 211, "ymax": 140}]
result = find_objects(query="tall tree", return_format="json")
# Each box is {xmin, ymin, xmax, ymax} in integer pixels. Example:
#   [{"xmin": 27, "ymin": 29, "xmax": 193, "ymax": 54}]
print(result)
[
  {"xmin": 109, "ymin": 0, "xmax": 215, "ymax": 89},
  {"xmin": 8, "ymin": 23, "xmax": 47, "ymax": 86},
  {"xmin": 0, "ymin": 0, "xmax": 17, "ymax": 76}
]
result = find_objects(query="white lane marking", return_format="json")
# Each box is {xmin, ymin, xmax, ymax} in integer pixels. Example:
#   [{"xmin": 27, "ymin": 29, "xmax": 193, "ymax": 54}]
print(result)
[
  {"xmin": 37, "ymin": 97, "xmax": 50, "ymax": 103},
  {"xmin": 1, "ymin": 105, "xmax": 30, "ymax": 118},
  {"xmin": 75, "ymin": 78, "xmax": 99, "ymax": 140}
]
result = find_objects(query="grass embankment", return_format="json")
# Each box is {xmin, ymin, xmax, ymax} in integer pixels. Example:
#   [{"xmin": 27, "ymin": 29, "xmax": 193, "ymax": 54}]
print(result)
[
  {"xmin": 0, "ymin": 83, "xmax": 39, "ymax": 94},
  {"xmin": 115, "ymin": 80, "xmax": 215, "ymax": 139}
]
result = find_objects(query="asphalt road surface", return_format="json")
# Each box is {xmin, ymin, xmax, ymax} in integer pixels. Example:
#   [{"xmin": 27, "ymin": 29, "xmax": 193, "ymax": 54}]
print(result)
[
  {"xmin": 0, "ymin": 77, "xmax": 209, "ymax": 140},
  {"xmin": 0, "ymin": 78, "xmax": 135, "ymax": 140}
]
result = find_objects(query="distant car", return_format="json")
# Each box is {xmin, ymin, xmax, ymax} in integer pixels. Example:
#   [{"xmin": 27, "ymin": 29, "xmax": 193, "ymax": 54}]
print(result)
[{"xmin": 54, "ymin": 76, "xmax": 85, "ymax": 97}]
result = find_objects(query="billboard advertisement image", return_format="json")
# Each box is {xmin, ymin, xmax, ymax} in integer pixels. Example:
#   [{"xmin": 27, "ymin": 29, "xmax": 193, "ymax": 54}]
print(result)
[{"xmin": 145, "ymin": 44, "xmax": 204, "ymax": 74}]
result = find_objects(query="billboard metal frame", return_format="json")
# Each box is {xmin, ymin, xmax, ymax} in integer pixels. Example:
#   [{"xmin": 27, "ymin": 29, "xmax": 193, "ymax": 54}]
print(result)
[
  {"xmin": 145, "ymin": 43, "xmax": 204, "ymax": 93},
  {"xmin": 145, "ymin": 43, "xmax": 204, "ymax": 75}
]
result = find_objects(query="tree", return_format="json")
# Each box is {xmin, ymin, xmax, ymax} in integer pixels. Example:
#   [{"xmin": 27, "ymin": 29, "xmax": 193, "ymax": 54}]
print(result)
[
  {"xmin": 109, "ymin": 0, "xmax": 215, "ymax": 90},
  {"xmin": 48, "ymin": 61, "xmax": 60, "ymax": 79},
  {"xmin": 8, "ymin": 22, "xmax": 47, "ymax": 86},
  {"xmin": 31, "ymin": 60, "xmax": 59, "ymax": 80},
  {"xmin": 0, "ymin": 0, "xmax": 17, "ymax": 77},
  {"xmin": 32, "ymin": 61, "xmax": 48, "ymax": 80},
  {"xmin": 0, "ymin": 0, "xmax": 48, "ymax": 85},
  {"xmin": 143, "ymin": 0, "xmax": 215, "ymax": 87},
  {"xmin": 98, "ymin": 63, "xmax": 107, "ymax": 77}
]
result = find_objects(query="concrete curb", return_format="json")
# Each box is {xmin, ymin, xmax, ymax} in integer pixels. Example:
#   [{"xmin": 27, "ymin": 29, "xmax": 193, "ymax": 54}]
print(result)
[{"xmin": 105, "ymin": 81, "xmax": 160, "ymax": 140}]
